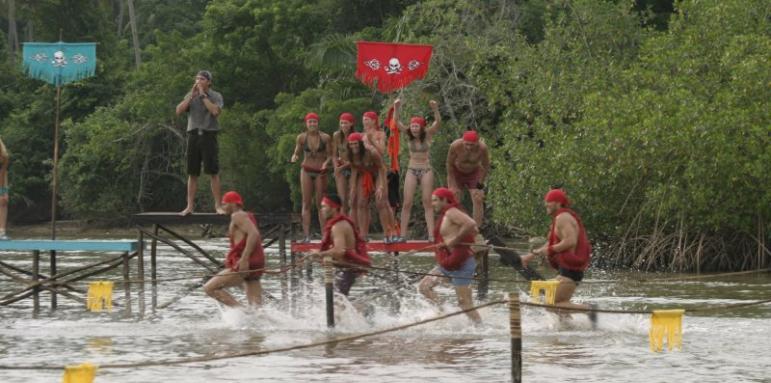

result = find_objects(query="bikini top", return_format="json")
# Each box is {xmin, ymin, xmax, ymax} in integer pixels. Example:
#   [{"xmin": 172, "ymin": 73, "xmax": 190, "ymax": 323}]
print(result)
[
  {"xmin": 409, "ymin": 137, "xmax": 430, "ymax": 153},
  {"xmin": 303, "ymin": 134, "xmax": 326, "ymax": 154}
]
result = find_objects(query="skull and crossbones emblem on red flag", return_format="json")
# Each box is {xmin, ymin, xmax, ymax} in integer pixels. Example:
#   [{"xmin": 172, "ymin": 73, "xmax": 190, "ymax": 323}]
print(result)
[{"xmin": 355, "ymin": 41, "xmax": 433, "ymax": 93}]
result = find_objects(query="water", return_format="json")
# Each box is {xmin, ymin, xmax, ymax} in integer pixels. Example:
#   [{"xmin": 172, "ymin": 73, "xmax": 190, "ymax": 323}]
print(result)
[{"xmin": 1, "ymin": 238, "xmax": 770, "ymax": 382}]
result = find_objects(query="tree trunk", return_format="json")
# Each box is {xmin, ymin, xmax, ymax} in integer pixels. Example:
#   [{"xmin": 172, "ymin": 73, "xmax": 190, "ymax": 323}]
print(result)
[
  {"xmin": 115, "ymin": 0, "xmax": 125, "ymax": 37},
  {"xmin": 8, "ymin": 0, "xmax": 19, "ymax": 62},
  {"xmin": 127, "ymin": 0, "xmax": 141, "ymax": 68}
]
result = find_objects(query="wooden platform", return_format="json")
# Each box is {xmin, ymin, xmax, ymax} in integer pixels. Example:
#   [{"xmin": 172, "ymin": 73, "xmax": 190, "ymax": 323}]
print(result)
[
  {"xmin": 0, "ymin": 240, "xmax": 139, "ymax": 252},
  {"xmin": 131, "ymin": 212, "xmax": 295, "ymax": 226},
  {"xmin": 291, "ymin": 240, "xmax": 434, "ymax": 253}
]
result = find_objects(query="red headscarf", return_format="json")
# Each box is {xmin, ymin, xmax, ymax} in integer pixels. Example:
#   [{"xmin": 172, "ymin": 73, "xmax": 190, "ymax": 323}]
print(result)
[
  {"xmin": 347, "ymin": 132, "xmax": 364, "ymax": 142},
  {"xmin": 339, "ymin": 112, "xmax": 355, "ymax": 124},
  {"xmin": 410, "ymin": 116, "xmax": 426, "ymax": 128},
  {"xmin": 463, "ymin": 130, "xmax": 479, "ymax": 142},
  {"xmin": 222, "ymin": 191, "xmax": 243, "ymax": 206},
  {"xmin": 432, "ymin": 187, "xmax": 458, "ymax": 206},
  {"xmin": 363, "ymin": 111, "xmax": 378, "ymax": 124},
  {"xmin": 305, "ymin": 112, "xmax": 319, "ymax": 122},
  {"xmin": 544, "ymin": 189, "xmax": 570, "ymax": 207}
]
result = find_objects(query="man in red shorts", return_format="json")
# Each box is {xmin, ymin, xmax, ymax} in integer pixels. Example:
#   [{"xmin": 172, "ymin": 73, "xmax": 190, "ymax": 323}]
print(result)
[
  {"xmin": 311, "ymin": 194, "xmax": 371, "ymax": 296},
  {"xmin": 203, "ymin": 191, "xmax": 265, "ymax": 307},
  {"xmin": 446, "ymin": 130, "xmax": 490, "ymax": 226}
]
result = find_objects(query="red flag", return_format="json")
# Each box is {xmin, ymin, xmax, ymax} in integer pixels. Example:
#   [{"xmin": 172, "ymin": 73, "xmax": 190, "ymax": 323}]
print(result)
[{"xmin": 355, "ymin": 41, "xmax": 433, "ymax": 93}]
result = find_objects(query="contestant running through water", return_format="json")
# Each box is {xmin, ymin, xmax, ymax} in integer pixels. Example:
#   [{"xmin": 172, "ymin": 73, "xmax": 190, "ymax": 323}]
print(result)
[
  {"xmin": 393, "ymin": 98, "xmax": 441, "ymax": 241},
  {"xmin": 203, "ymin": 191, "xmax": 265, "ymax": 307},
  {"xmin": 331, "ymin": 112, "xmax": 356, "ymax": 213},
  {"xmin": 520, "ymin": 188, "xmax": 596, "ymax": 326},
  {"xmin": 418, "ymin": 187, "xmax": 481, "ymax": 324},
  {"xmin": 310, "ymin": 194, "xmax": 371, "ymax": 297},
  {"xmin": 291, "ymin": 112, "xmax": 333, "ymax": 242},
  {"xmin": 347, "ymin": 131, "xmax": 390, "ymax": 241},
  {"xmin": 361, "ymin": 111, "xmax": 400, "ymax": 242},
  {"xmin": 446, "ymin": 130, "xmax": 490, "ymax": 226}
]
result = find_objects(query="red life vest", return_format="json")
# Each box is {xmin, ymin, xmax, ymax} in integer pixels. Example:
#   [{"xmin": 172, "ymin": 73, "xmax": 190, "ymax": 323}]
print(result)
[
  {"xmin": 320, "ymin": 214, "xmax": 371, "ymax": 268},
  {"xmin": 547, "ymin": 208, "xmax": 591, "ymax": 271},
  {"xmin": 433, "ymin": 205, "xmax": 475, "ymax": 271}
]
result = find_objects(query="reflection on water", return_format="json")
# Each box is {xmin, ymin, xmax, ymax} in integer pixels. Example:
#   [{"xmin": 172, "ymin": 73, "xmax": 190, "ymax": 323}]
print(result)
[{"xmin": 1, "ymin": 238, "xmax": 770, "ymax": 382}]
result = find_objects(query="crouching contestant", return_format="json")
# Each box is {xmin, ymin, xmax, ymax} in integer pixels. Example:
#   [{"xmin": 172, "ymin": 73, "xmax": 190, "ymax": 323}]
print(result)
[
  {"xmin": 204, "ymin": 191, "xmax": 265, "ymax": 307},
  {"xmin": 311, "ymin": 195, "xmax": 371, "ymax": 296},
  {"xmin": 418, "ymin": 187, "xmax": 481, "ymax": 323}
]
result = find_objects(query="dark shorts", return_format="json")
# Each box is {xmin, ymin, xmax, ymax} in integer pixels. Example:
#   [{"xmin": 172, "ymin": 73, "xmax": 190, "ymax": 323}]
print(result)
[
  {"xmin": 186, "ymin": 131, "xmax": 219, "ymax": 176},
  {"xmin": 559, "ymin": 268, "xmax": 584, "ymax": 283},
  {"xmin": 335, "ymin": 269, "xmax": 359, "ymax": 296}
]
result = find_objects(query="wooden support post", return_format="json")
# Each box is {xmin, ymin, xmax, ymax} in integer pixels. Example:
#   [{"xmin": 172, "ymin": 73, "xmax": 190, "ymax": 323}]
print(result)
[
  {"xmin": 306, "ymin": 255, "xmax": 313, "ymax": 282},
  {"xmin": 32, "ymin": 250, "xmax": 40, "ymax": 312},
  {"xmin": 122, "ymin": 251, "xmax": 131, "ymax": 314},
  {"xmin": 137, "ymin": 231, "xmax": 145, "ymax": 316},
  {"xmin": 50, "ymin": 250, "xmax": 57, "ymax": 309},
  {"xmin": 150, "ymin": 224, "xmax": 158, "ymax": 284},
  {"xmin": 279, "ymin": 224, "xmax": 287, "ymax": 305},
  {"xmin": 324, "ymin": 257, "xmax": 334, "ymax": 328},
  {"xmin": 509, "ymin": 292, "xmax": 522, "ymax": 383},
  {"xmin": 478, "ymin": 249, "xmax": 489, "ymax": 300},
  {"xmin": 151, "ymin": 224, "xmax": 158, "ymax": 310}
]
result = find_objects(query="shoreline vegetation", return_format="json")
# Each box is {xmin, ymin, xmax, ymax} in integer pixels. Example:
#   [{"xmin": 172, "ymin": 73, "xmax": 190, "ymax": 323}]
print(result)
[{"xmin": 1, "ymin": 1, "xmax": 768, "ymax": 272}]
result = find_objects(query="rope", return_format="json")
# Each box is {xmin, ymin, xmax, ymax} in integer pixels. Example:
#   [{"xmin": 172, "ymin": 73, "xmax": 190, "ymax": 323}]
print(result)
[
  {"xmin": 519, "ymin": 297, "xmax": 771, "ymax": 315},
  {"xmin": 0, "ymin": 300, "xmax": 506, "ymax": 371}
]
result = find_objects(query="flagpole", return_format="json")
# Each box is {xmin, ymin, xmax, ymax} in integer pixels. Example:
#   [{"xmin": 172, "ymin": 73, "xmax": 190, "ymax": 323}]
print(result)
[{"xmin": 51, "ymin": 84, "xmax": 61, "ymax": 240}]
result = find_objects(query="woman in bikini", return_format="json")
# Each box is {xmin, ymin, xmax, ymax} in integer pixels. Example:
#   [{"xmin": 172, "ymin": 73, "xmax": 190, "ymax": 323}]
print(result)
[
  {"xmin": 291, "ymin": 112, "xmax": 332, "ymax": 242},
  {"xmin": 394, "ymin": 99, "xmax": 441, "ymax": 241},
  {"xmin": 331, "ymin": 112, "xmax": 355, "ymax": 214},
  {"xmin": 360, "ymin": 111, "xmax": 399, "ymax": 242}
]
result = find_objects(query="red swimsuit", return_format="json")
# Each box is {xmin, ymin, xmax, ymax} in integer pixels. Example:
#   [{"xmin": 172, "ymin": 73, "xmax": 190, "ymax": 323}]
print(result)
[{"xmin": 224, "ymin": 213, "xmax": 265, "ymax": 280}]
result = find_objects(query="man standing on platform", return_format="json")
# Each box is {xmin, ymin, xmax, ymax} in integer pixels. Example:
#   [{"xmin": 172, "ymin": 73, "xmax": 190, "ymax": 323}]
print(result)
[
  {"xmin": 520, "ymin": 188, "xmax": 596, "ymax": 326},
  {"xmin": 176, "ymin": 70, "xmax": 225, "ymax": 215},
  {"xmin": 418, "ymin": 187, "xmax": 481, "ymax": 324},
  {"xmin": 311, "ymin": 194, "xmax": 371, "ymax": 296},
  {"xmin": 203, "ymin": 191, "xmax": 265, "ymax": 307},
  {"xmin": 446, "ymin": 130, "xmax": 490, "ymax": 226}
]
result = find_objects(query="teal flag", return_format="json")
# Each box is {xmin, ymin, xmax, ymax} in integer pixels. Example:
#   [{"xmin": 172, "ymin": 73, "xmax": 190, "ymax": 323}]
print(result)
[{"xmin": 22, "ymin": 42, "xmax": 96, "ymax": 86}]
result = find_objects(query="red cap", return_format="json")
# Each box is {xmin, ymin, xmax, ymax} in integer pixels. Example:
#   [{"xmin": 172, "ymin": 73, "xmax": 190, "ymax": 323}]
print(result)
[
  {"xmin": 432, "ymin": 187, "xmax": 458, "ymax": 206},
  {"xmin": 339, "ymin": 112, "xmax": 355, "ymax": 124},
  {"xmin": 410, "ymin": 116, "xmax": 426, "ymax": 128},
  {"xmin": 544, "ymin": 189, "xmax": 569, "ymax": 207},
  {"xmin": 305, "ymin": 112, "xmax": 319, "ymax": 122},
  {"xmin": 347, "ymin": 132, "xmax": 364, "ymax": 142},
  {"xmin": 222, "ymin": 191, "xmax": 243, "ymax": 206},
  {"xmin": 463, "ymin": 130, "xmax": 479, "ymax": 142},
  {"xmin": 363, "ymin": 111, "xmax": 378, "ymax": 123}
]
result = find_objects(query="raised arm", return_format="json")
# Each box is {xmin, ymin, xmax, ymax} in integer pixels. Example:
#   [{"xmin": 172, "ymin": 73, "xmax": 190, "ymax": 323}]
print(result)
[
  {"xmin": 200, "ymin": 91, "xmax": 222, "ymax": 117},
  {"xmin": 175, "ymin": 84, "xmax": 197, "ymax": 116},
  {"xmin": 394, "ymin": 99, "xmax": 408, "ymax": 132},
  {"xmin": 426, "ymin": 100, "xmax": 441, "ymax": 136}
]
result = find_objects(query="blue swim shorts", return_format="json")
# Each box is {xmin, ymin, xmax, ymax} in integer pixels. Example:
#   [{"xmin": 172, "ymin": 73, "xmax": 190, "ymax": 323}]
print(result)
[{"xmin": 438, "ymin": 257, "xmax": 477, "ymax": 287}]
